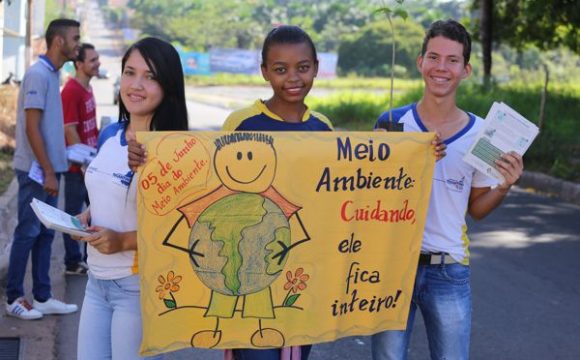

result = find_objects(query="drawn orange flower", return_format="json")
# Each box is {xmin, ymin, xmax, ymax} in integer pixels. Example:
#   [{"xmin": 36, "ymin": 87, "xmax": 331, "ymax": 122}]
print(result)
[
  {"xmin": 155, "ymin": 271, "xmax": 182, "ymax": 299},
  {"xmin": 284, "ymin": 268, "xmax": 310, "ymax": 294}
]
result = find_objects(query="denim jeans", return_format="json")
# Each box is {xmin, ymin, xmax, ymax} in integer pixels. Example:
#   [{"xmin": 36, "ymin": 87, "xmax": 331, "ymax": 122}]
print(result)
[
  {"xmin": 371, "ymin": 263, "xmax": 472, "ymax": 360},
  {"xmin": 63, "ymin": 171, "xmax": 88, "ymax": 266},
  {"xmin": 78, "ymin": 274, "xmax": 161, "ymax": 360},
  {"xmin": 6, "ymin": 170, "xmax": 60, "ymax": 303},
  {"xmin": 233, "ymin": 345, "xmax": 312, "ymax": 360}
]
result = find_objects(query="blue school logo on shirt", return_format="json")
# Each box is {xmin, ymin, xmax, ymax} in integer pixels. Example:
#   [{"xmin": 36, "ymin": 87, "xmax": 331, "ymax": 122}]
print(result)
[
  {"xmin": 446, "ymin": 176, "xmax": 465, "ymax": 192},
  {"xmin": 113, "ymin": 171, "xmax": 134, "ymax": 187}
]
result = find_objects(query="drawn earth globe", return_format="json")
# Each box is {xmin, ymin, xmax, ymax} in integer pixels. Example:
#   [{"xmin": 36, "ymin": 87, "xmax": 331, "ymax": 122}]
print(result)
[{"xmin": 189, "ymin": 193, "xmax": 291, "ymax": 296}]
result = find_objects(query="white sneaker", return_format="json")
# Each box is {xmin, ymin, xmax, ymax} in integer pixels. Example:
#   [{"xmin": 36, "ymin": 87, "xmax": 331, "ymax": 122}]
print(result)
[
  {"xmin": 6, "ymin": 297, "xmax": 43, "ymax": 320},
  {"xmin": 32, "ymin": 298, "xmax": 78, "ymax": 315}
]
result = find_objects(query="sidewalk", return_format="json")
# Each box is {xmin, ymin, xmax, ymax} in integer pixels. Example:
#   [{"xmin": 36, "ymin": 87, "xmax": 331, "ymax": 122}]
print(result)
[{"xmin": 0, "ymin": 178, "xmax": 74, "ymax": 360}]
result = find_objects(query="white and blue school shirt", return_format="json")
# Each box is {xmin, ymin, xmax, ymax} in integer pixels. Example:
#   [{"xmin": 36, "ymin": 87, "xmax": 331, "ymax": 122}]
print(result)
[
  {"xmin": 84, "ymin": 122, "xmax": 138, "ymax": 279},
  {"xmin": 376, "ymin": 103, "xmax": 499, "ymax": 264}
]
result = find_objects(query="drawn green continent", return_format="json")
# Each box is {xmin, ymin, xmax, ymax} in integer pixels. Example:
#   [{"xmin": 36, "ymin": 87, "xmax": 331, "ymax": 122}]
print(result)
[
  {"xmin": 190, "ymin": 193, "xmax": 291, "ymax": 296},
  {"xmin": 196, "ymin": 193, "xmax": 265, "ymax": 295},
  {"xmin": 238, "ymin": 200, "xmax": 290, "ymax": 294}
]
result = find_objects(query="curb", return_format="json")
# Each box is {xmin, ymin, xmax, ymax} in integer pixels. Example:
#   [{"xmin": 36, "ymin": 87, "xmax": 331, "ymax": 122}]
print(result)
[{"xmin": 517, "ymin": 171, "xmax": 580, "ymax": 205}]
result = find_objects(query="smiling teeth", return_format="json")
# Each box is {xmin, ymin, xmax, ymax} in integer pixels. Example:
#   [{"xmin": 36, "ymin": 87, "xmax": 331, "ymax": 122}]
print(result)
[
  {"xmin": 128, "ymin": 94, "xmax": 144, "ymax": 101},
  {"xmin": 432, "ymin": 77, "xmax": 448, "ymax": 83}
]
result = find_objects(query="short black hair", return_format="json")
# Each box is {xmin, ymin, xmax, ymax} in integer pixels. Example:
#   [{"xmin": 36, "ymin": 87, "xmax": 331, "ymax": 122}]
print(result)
[
  {"xmin": 77, "ymin": 43, "xmax": 95, "ymax": 62},
  {"xmin": 261, "ymin": 25, "xmax": 318, "ymax": 66},
  {"xmin": 118, "ymin": 37, "xmax": 189, "ymax": 131},
  {"xmin": 45, "ymin": 19, "xmax": 80, "ymax": 48},
  {"xmin": 74, "ymin": 43, "xmax": 95, "ymax": 69},
  {"xmin": 421, "ymin": 20, "xmax": 471, "ymax": 64}
]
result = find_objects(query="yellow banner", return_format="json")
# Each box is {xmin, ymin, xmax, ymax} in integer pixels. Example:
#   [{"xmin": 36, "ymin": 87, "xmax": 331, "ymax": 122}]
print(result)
[{"xmin": 136, "ymin": 131, "xmax": 435, "ymax": 355}]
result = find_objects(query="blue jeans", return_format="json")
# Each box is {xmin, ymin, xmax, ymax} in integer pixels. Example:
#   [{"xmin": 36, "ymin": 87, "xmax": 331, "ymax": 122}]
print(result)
[
  {"xmin": 371, "ymin": 263, "xmax": 472, "ymax": 360},
  {"xmin": 63, "ymin": 171, "xmax": 88, "ymax": 266},
  {"xmin": 233, "ymin": 345, "xmax": 312, "ymax": 360},
  {"xmin": 6, "ymin": 170, "xmax": 60, "ymax": 303},
  {"xmin": 78, "ymin": 274, "xmax": 161, "ymax": 360}
]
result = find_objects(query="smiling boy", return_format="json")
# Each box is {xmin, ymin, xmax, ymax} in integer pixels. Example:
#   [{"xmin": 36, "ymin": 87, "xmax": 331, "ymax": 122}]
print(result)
[{"xmin": 372, "ymin": 20, "xmax": 524, "ymax": 360}]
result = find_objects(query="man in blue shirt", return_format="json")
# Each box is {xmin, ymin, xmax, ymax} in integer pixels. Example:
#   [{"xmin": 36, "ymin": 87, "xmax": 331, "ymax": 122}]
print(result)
[{"xmin": 6, "ymin": 19, "xmax": 82, "ymax": 320}]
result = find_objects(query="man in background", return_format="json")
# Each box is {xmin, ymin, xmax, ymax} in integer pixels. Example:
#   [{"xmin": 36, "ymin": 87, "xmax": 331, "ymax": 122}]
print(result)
[
  {"xmin": 61, "ymin": 43, "xmax": 100, "ymax": 275},
  {"xmin": 6, "ymin": 19, "xmax": 81, "ymax": 320}
]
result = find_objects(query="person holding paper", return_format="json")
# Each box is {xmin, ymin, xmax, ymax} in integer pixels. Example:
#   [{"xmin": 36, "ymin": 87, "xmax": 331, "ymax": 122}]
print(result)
[
  {"xmin": 6, "ymin": 19, "xmax": 81, "ymax": 320},
  {"xmin": 61, "ymin": 43, "xmax": 100, "ymax": 275},
  {"xmin": 75, "ymin": 37, "xmax": 188, "ymax": 360},
  {"xmin": 372, "ymin": 20, "xmax": 524, "ymax": 360}
]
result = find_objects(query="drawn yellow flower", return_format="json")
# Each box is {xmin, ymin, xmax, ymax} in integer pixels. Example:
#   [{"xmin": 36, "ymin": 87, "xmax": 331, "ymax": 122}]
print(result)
[
  {"xmin": 155, "ymin": 271, "xmax": 182, "ymax": 299},
  {"xmin": 284, "ymin": 267, "xmax": 309, "ymax": 294}
]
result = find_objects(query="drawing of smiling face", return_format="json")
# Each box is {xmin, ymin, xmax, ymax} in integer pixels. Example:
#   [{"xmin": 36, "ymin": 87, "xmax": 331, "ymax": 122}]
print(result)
[{"xmin": 214, "ymin": 140, "xmax": 277, "ymax": 193}]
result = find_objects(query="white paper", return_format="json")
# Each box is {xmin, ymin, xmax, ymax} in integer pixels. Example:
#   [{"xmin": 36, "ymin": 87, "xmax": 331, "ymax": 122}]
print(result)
[
  {"xmin": 67, "ymin": 143, "xmax": 97, "ymax": 165},
  {"xmin": 28, "ymin": 160, "xmax": 44, "ymax": 185},
  {"xmin": 463, "ymin": 102, "xmax": 539, "ymax": 182},
  {"xmin": 30, "ymin": 198, "xmax": 92, "ymax": 237}
]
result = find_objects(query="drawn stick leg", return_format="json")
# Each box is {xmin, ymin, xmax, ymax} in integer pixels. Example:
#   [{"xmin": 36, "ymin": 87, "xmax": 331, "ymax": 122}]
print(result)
[
  {"xmin": 250, "ymin": 319, "xmax": 285, "ymax": 348},
  {"xmin": 190, "ymin": 317, "xmax": 222, "ymax": 349}
]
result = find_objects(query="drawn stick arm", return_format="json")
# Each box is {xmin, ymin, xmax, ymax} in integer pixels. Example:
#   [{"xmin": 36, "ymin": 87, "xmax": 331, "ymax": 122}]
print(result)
[
  {"xmin": 272, "ymin": 212, "xmax": 311, "ymax": 265},
  {"xmin": 162, "ymin": 215, "xmax": 205, "ymax": 267}
]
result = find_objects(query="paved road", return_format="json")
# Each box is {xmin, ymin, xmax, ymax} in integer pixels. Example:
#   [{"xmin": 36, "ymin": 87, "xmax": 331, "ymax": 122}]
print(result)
[{"xmin": 84, "ymin": 0, "xmax": 230, "ymax": 132}]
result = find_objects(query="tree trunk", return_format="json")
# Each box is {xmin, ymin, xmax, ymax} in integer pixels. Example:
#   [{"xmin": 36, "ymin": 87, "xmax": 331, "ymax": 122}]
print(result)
[
  {"xmin": 480, "ymin": 0, "xmax": 493, "ymax": 89},
  {"xmin": 538, "ymin": 64, "xmax": 549, "ymax": 131}
]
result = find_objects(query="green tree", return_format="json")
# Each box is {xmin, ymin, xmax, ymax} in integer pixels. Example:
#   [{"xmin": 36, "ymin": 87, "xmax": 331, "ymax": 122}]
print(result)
[
  {"xmin": 127, "ymin": 0, "xmax": 384, "ymax": 52},
  {"xmin": 337, "ymin": 19, "xmax": 424, "ymax": 77},
  {"xmin": 472, "ymin": 0, "xmax": 580, "ymax": 83},
  {"xmin": 128, "ymin": 0, "xmax": 264, "ymax": 51},
  {"xmin": 404, "ymin": 0, "xmax": 468, "ymax": 28},
  {"xmin": 251, "ymin": 0, "xmax": 380, "ymax": 52}
]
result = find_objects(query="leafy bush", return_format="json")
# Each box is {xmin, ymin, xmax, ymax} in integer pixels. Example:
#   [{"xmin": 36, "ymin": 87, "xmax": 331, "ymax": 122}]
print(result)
[
  {"xmin": 337, "ymin": 19, "xmax": 424, "ymax": 78},
  {"xmin": 307, "ymin": 89, "xmax": 421, "ymax": 129},
  {"xmin": 185, "ymin": 75, "xmax": 422, "ymax": 90}
]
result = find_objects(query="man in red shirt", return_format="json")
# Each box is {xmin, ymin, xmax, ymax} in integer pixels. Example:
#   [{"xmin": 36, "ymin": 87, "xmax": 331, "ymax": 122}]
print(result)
[{"xmin": 61, "ymin": 43, "xmax": 100, "ymax": 274}]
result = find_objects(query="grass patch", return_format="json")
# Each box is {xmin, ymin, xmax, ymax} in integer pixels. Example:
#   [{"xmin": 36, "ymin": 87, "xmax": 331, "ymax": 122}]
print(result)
[
  {"xmin": 307, "ymin": 85, "xmax": 423, "ymax": 130},
  {"xmin": 186, "ymin": 74, "xmax": 266, "ymax": 87},
  {"xmin": 318, "ymin": 77, "xmax": 420, "ymax": 90},
  {"xmin": 186, "ymin": 74, "xmax": 421, "ymax": 90}
]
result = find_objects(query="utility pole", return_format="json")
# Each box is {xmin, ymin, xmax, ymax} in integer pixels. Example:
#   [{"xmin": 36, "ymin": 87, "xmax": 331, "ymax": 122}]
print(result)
[{"xmin": 25, "ymin": 0, "xmax": 33, "ymax": 68}]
